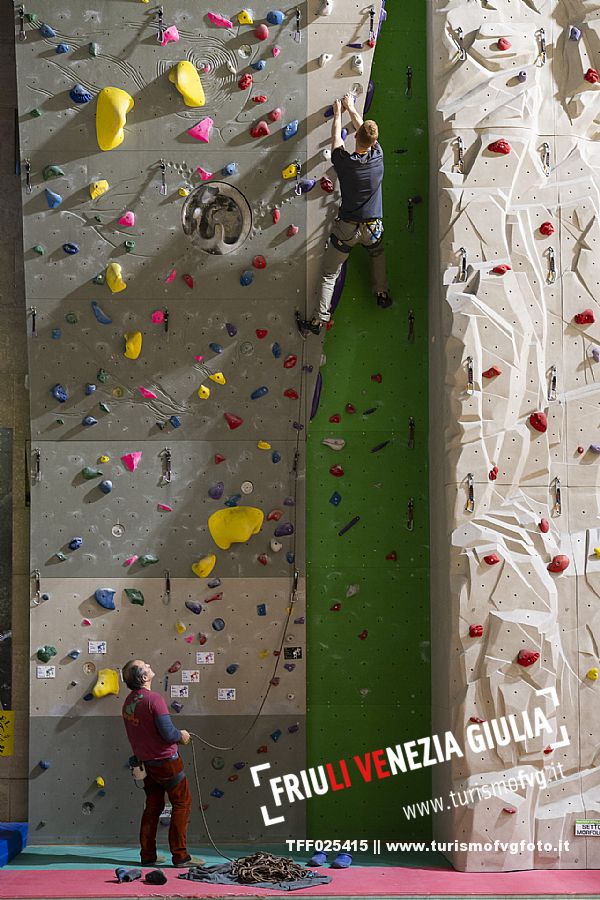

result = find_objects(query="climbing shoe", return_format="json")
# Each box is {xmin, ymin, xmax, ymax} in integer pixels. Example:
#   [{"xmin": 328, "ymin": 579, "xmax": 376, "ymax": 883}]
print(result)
[
  {"xmin": 331, "ymin": 852, "xmax": 353, "ymax": 869},
  {"xmin": 307, "ymin": 851, "xmax": 328, "ymax": 866},
  {"xmin": 295, "ymin": 311, "xmax": 323, "ymax": 337},
  {"xmin": 376, "ymin": 292, "xmax": 392, "ymax": 309}
]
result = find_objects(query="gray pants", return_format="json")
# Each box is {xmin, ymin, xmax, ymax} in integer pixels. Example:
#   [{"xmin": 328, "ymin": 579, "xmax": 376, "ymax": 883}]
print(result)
[{"xmin": 313, "ymin": 217, "xmax": 389, "ymax": 322}]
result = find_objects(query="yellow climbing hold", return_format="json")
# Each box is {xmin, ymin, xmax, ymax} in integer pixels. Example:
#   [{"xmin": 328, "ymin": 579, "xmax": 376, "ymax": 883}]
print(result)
[
  {"xmin": 282, "ymin": 162, "xmax": 299, "ymax": 180},
  {"xmin": 168, "ymin": 61, "xmax": 205, "ymax": 107},
  {"xmin": 258, "ymin": 649, "xmax": 269, "ymax": 659},
  {"xmin": 238, "ymin": 9, "xmax": 254, "ymax": 24},
  {"xmin": 99, "ymin": 455, "xmax": 110, "ymax": 463},
  {"xmin": 595, "ymin": 547, "xmax": 600, "ymax": 559},
  {"xmin": 208, "ymin": 507, "xmax": 264, "ymax": 550},
  {"xmin": 179, "ymin": 187, "xmax": 190, "ymax": 197},
  {"xmin": 90, "ymin": 179, "xmax": 109, "ymax": 200},
  {"xmin": 192, "ymin": 554, "xmax": 217, "ymax": 578},
  {"xmin": 106, "ymin": 261, "xmax": 126, "ymax": 293},
  {"xmin": 175, "ymin": 621, "xmax": 186, "ymax": 634},
  {"xmin": 96, "ymin": 87, "xmax": 134, "ymax": 151},
  {"xmin": 587, "ymin": 667, "xmax": 599, "ymax": 681},
  {"xmin": 92, "ymin": 668, "xmax": 120, "ymax": 698},
  {"xmin": 95, "ymin": 776, "xmax": 105, "ymax": 788},
  {"xmin": 198, "ymin": 384, "xmax": 211, "ymax": 399},
  {"xmin": 209, "ymin": 372, "xmax": 226, "ymax": 385},
  {"xmin": 257, "ymin": 440, "xmax": 271, "ymax": 450},
  {"xmin": 124, "ymin": 331, "xmax": 142, "ymax": 360}
]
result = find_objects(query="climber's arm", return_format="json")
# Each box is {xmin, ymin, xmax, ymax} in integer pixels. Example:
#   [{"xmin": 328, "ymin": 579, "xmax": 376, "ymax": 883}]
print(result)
[
  {"xmin": 343, "ymin": 93, "xmax": 363, "ymax": 131},
  {"xmin": 331, "ymin": 98, "xmax": 343, "ymax": 151}
]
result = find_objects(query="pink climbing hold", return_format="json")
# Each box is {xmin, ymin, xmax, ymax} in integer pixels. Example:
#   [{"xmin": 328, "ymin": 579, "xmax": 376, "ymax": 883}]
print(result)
[
  {"xmin": 517, "ymin": 649, "xmax": 539, "ymax": 667},
  {"xmin": 253, "ymin": 255, "xmax": 267, "ymax": 269},
  {"xmin": 584, "ymin": 68, "xmax": 599, "ymax": 84},
  {"xmin": 151, "ymin": 310, "xmax": 165, "ymax": 324},
  {"xmin": 139, "ymin": 387, "xmax": 158, "ymax": 400},
  {"xmin": 469, "ymin": 625, "xmax": 484, "ymax": 637},
  {"xmin": 283, "ymin": 354, "xmax": 297, "ymax": 368},
  {"xmin": 187, "ymin": 117, "xmax": 214, "ymax": 142},
  {"xmin": 269, "ymin": 108, "xmax": 282, "ymax": 122},
  {"xmin": 239, "ymin": 73, "xmax": 253, "ymax": 90},
  {"xmin": 272, "ymin": 46, "xmax": 280, "ymax": 57},
  {"xmin": 82, "ymin": 618, "xmax": 92, "ymax": 626},
  {"xmin": 575, "ymin": 309, "xmax": 595, "ymax": 324},
  {"xmin": 255, "ymin": 23, "xmax": 269, "ymax": 40},
  {"xmin": 320, "ymin": 176, "xmax": 334, "ymax": 193},
  {"xmin": 124, "ymin": 555, "xmax": 138, "ymax": 566},
  {"xmin": 529, "ymin": 411, "xmax": 547, "ymax": 433},
  {"xmin": 482, "ymin": 365, "xmax": 502, "ymax": 378},
  {"xmin": 497, "ymin": 37, "xmax": 511, "ymax": 50},
  {"xmin": 287, "ymin": 224, "xmax": 299, "ymax": 237},
  {"xmin": 272, "ymin": 208, "xmax": 280, "ymax": 224},
  {"xmin": 214, "ymin": 453, "xmax": 226, "ymax": 464},
  {"xmin": 252, "ymin": 95, "xmax": 268, "ymax": 103},
  {"xmin": 539, "ymin": 221, "xmax": 554, "ymax": 236},
  {"xmin": 539, "ymin": 518, "xmax": 550, "ymax": 533},
  {"xmin": 160, "ymin": 25, "xmax": 180, "ymax": 45},
  {"xmin": 487, "ymin": 139, "xmax": 511, "ymax": 155},
  {"xmin": 119, "ymin": 211, "xmax": 135, "ymax": 227},
  {"xmin": 548, "ymin": 554, "xmax": 570, "ymax": 573},
  {"xmin": 492, "ymin": 264, "xmax": 511, "ymax": 275},
  {"xmin": 196, "ymin": 166, "xmax": 213, "ymax": 181},
  {"xmin": 157, "ymin": 503, "xmax": 173, "ymax": 512},
  {"xmin": 207, "ymin": 11, "xmax": 234, "ymax": 28},
  {"xmin": 121, "ymin": 451, "xmax": 142, "ymax": 472},
  {"xmin": 166, "ymin": 268, "xmax": 176, "ymax": 283},
  {"xmin": 184, "ymin": 635, "xmax": 194, "ymax": 644},
  {"xmin": 224, "ymin": 412, "xmax": 244, "ymax": 430},
  {"xmin": 329, "ymin": 464, "xmax": 344, "ymax": 477},
  {"xmin": 183, "ymin": 274, "xmax": 194, "ymax": 289},
  {"xmin": 483, "ymin": 553, "xmax": 500, "ymax": 565},
  {"xmin": 256, "ymin": 328, "xmax": 268, "ymax": 338},
  {"xmin": 250, "ymin": 121, "xmax": 270, "ymax": 138},
  {"xmin": 194, "ymin": 355, "xmax": 204, "ymax": 362}
]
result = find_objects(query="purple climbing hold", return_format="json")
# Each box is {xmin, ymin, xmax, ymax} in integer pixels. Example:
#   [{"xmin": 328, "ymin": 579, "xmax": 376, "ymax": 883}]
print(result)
[
  {"xmin": 363, "ymin": 80, "xmax": 375, "ymax": 115},
  {"xmin": 63, "ymin": 242, "xmax": 79, "ymax": 254},
  {"xmin": 226, "ymin": 322, "xmax": 237, "ymax": 337},
  {"xmin": 299, "ymin": 179, "xmax": 316, "ymax": 193},
  {"xmin": 284, "ymin": 663, "xmax": 295, "ymax": 672},
  {"xmin": 51, "ymin": 384, "xmax": 68, "ymax": 403},
  {"xmin": 324, "ymin": 106, "xmax": 334, "ymax": 118},
  {"xmin": 212, "ymin": 617, "xmax": 225, "ymax": 631},
  {"xmin": 185, "ymin": 600, "xmax": 203, "ymax": 614},
  {"xmin": 85, "ymin": 383, "xmax": 96, "ymax": 395},
  {"xmin": 274, "ymin": 522, "xmax": 294, "ymax": 537},
  {"xmin": 569, "ymin": 25, "xmax": 581, "ymax": 41},
  {"xmin": 310, "ymin": 372, "xmax": 323, "ymax": 420},
  {"xmin": 590, "ymin": 444, "xmax": 600, "ymax": 454},
  {"xmin": 347, "ymin": 42, "xmax": 363, "ymax": 49},
  {"xmin": 292, "ymin": 421, "xmax": 304, "ymax": 431},
  {"xmin": 283, "ymin": 497, "xmax": 295, "ymax": 506},
  {"xmin": 294, "ymin": 617, "xmax": 305, "ymax": 624},
  {"xmin": 208, "ymin": 482, "xmax": 225, "ymax": 500},
  {"xmin": 517, "ymin": 70, "xmax": 527, "ymax": 83},
  {"xmin": 591, "ymin": 347, "xmax": 600, "ymax": 363},
  {"xmin": 288, "ymin": 723, "xmax": 300, "ymax": 733},
  {"xmin": 207, "ymin": 578, "xmax": 222, "ymax": 589},
  {"xmin": 233, "ymin": 761, "xmax": 246, "ymax": 770},
  {"xmin": 171, "ymin": 701, "xmax": 183, "ymax": 713},
  {"xmin": 341, "ymin": 127, "xmax": 348, "ymax": 141}
]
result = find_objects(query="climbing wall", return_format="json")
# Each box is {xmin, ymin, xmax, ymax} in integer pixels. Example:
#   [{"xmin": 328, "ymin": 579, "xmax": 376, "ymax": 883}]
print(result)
[
  {"xmin": 429, "ymin": 0, "xmax": 600, "ymax": 871},
  {"xmin": 15, "ymin": 1, "xmax": 383, "ymax": 843}
]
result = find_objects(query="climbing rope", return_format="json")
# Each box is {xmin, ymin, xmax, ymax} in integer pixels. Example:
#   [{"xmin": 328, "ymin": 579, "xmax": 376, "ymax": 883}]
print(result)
[{"xmin": 231, "ymin": 852, "xmax": 312, "ymax": 883}]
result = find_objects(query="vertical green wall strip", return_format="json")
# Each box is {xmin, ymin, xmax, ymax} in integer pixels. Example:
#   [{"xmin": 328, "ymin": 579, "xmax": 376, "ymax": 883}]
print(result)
[{"xmin": 306, "ymin": 2, "xmax": 431, "ymax": 839}]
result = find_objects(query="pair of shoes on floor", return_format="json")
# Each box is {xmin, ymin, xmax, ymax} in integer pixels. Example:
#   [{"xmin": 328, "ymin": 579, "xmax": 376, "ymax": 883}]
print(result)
[
  {"xmin": 172, "ymin": 854, "xmax": 206, "ymax": 868},
  {"xmin": 307, "ymin": 851, "xmax": 352, "ymax": 868},
  {"xmin": 141, "ymin": 854, "xmax": 166, "ymax": 865},
  {"xmin": 376, "ymin": 291, "xmax": 392, "ymax": 309},
  {"xmin": 295, "ymin": 311, "xmax": 324, "ymax": 337}
]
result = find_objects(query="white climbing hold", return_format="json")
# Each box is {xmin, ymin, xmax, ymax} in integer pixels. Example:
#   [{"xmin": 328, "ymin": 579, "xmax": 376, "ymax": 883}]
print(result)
[
  {"xmin": 317, "ymin": 0, "xmax": 333, "ymax": 15},
  {"xmin": 318, "ymin": 53, "xmax": 332, "ymax": 68},
  {"xmin": 351, "ymin": 54, "xmax": 364, "ymax": 75},
  {"xmin": 322, "ymin": 148, "xmax": 331, "ymax": 161},
  {"xmin": 270, "ymin": 539, "xmax": 283, "ymax": 553},
  {"xmin": 322, "ymin": 438, "xmax": 346, "ymax": 451}
]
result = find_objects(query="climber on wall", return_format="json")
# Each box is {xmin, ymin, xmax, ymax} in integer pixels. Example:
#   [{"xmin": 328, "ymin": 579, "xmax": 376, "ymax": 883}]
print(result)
[
  {"xmin": 297, "ymin": 92, "xmax": 391, "ymax": 337},
  {"xmin": 121, "ymin": 659, "xmax": 203, "ymax": 869}
]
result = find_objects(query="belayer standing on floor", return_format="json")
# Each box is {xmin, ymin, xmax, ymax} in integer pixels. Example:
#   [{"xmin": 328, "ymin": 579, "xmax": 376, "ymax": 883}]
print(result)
[
  {"xmin": 297, "ymin": 92, "xmax": 391, "ymax": 337},
  {"xmin": 121, "ymin": 659, "xmax": 203, "ymax": 869}
]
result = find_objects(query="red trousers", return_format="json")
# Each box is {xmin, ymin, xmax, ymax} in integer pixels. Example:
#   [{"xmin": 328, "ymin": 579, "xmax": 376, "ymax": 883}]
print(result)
[{"xmin": 140, "ymin": 755, "xmax": 192, "ymax": 864}]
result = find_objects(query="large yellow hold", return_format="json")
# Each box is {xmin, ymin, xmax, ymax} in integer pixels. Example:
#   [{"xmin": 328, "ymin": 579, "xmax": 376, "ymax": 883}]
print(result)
[
  {"xmin": 92, "ymin": 668, "xmax": 120, "ymax": 698},
  {"xmin": 169, "ymin": 61, "xmax": 205, "ymax": 107},
  {"xmin": 106, "ymin": 262, "xmax": 126, "ymax": 293},
  {"xmin": 208, "ymin": 507, "xmax": 264, "ymax": 550},
  {"xmin": 90, "ymin": 180, "xmax": 109, "ymax": 199},
  {"xmin": 124, "ymin": 331, "xmax": 142, "ymax": 360},
  {"xmin": 96, "ymin": 87, "xmax": 134, "ymax": 151},
  {"xmin": 192, "ymin": 554, "xmax": 217, "ymax": 578}
]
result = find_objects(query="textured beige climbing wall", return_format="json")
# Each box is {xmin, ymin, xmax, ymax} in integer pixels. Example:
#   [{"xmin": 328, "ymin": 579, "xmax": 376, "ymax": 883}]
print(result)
[{"xmin": 429, "ymin": 0, "xmax": 600, "ymax": 872}]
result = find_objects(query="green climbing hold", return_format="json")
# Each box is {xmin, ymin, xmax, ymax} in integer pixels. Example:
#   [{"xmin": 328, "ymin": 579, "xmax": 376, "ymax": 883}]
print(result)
[
  {"xmin": 99, "ymin": 402, "xmax": 111, "ymax": 413},
  {"xmin": 30, "ymin": 109, "xmax": 42, "ymax": 118},
  {"xmin": 124, "ymin": 240, "xmax": 135, "ymax": 252},
  {"xmin": 82, "ymin": 466, "xmax": 103, "ymax": 479},
  {"xmin": 54, "ymin": 551, "xmax": 67, "ymax": 561},
  {"xmin": 42, "ymin": 165, "xmax": 65, "ymax": 181},
  {"xmin": 212, "ymin": 756, "xmax": 225, "ymax": 770},
  {"xmin": 94, "ymin": 215, "xmax": 103, "ymax": 224},
  {"xmin": 65, "ymin": 312, "xmax": 78, "ymax": 324},
  {"xmin": 33, "ymin": 245, "xmax": 45, "ymax": 255},
  {"xmin": 97, "ymin": 369, "xmax": 109, "ymax": 384},
  {"xmin": 93, "ymin": 273, "xmax": 105, "ymax": 285},
  {"xmin": 26, "ymin": 12, "xmax": 39, "ymax": 23},
  {"xmin": 89, "ymin": 42, "xmax": 99, "ymax": 56},
  {"xmin": 139, "ymin": 554, "xmax": 159, "ymax": 567},
  {"xmin": 56, "ymin": 418, "xmax": 65, "ymax": 425},
  {"xmin": 125, "ymin": 588, "xmax": 145, "ymax": 606},
  {"xmin": 37, "ymin": 645, "xmax": 57, "ymax": 663}
]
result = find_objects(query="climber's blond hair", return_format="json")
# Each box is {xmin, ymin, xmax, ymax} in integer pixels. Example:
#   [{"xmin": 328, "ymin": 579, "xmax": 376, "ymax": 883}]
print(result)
[{"xmin": 356, "ymin": 120, "xmax": 379, "ymax": 148}]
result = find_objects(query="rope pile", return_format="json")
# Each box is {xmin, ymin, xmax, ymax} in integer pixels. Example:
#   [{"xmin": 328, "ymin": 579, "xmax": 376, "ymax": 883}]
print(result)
[{"xmin": 230, "ymin": 852, "xmax": 312, "ymax": 883}]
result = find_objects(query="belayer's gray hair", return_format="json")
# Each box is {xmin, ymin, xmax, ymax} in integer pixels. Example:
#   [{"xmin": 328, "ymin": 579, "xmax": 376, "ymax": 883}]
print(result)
[{"xmin": 122, "ymin": 661, "xmax": 146, "ymax": 690}]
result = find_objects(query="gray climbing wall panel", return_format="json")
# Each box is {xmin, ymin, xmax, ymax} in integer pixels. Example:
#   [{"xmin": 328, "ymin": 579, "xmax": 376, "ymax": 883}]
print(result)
[{"xmin": 16, "ymin": 0, "xmax": 382, "ymax": 843}]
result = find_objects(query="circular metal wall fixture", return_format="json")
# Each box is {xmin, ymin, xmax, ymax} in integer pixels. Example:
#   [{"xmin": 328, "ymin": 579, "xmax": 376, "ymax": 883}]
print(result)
[{"xmin": 182, "ymin": 182, "xmax": 252, "ymax": 255}]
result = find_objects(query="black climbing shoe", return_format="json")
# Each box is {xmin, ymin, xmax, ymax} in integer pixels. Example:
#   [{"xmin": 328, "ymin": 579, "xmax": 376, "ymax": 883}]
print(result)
[
  {"xmin": 295, "ymin": 311, "xmax": 323, "ymax": 337},
  {"xmin": 376, "ymin": 292, "xmax": 392, "ymax": 309}
]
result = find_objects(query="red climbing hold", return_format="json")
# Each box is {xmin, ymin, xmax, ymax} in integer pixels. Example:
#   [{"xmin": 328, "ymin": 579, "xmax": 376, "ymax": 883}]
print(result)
[
  {"xmin": 255, "ymin": 23, "xmax": 269, "ymax": 40},
  {"xmin": 329, "ymin": 414, "xmax": 341, "ymax": 423},
  {"xmin": 548, "ymin": 554, "xmax": 570, "ymax": 573},
  {"xmin": 330, "ymin": 602, "xmax": 341, "ymax": 611},
  {"xmin": 371, "ymin": 373, "xmax": 383, "ymax": 383},
  {"xmin": 257, "ymin": 745, "xmax": 268, "ymax": 753},
  {"xmin": 283, "ymin": 354, "xmax": 297, "ymax": 368},
  {"xmin": 257, "ymin": 554, "xmax": 269, "ymax": 566},
  {"xmin": 267, "ymin": 509, "xmax": 283, "ymax": 521},
  {"xmin": 228, "ymin": 774, "xmax": 239, "ymax": 782},
  {"xmin": 205, "ymin": 592, "xmax": 223, "ymax": 603},
  {"xmin": 320, "ymin": 176, "xmax": 334, "ymax": 193},
  {"xmin": 238, "ymin": 73, "xmax": 253, "ymax": 90},
  {"xmin": 345, "ymin": 403, "xmax": 356, "ymax": 414},
  {"xmin": 255, "ymin": 328, "xmax": 268, "ymax": 339},
  {"xmin": 386, "ymin": 551, "xmax": 397, "ymax": 561},
  {"xmin": 252, "ymin": 95, "xmax": 268, "ymax": 103},
  {"xmin": 469, "ymin": 716, "xmax": 485, "ymax": 724},
  {"xmin": 329, "ymin": 464, "xmax": 344, "ymax": 477},
  {"xmin": 483, "ymin": 553, "xmax": 500, "ymax": 565},
  {"xmin": 214, "ymin": 453, "xmax": 226, "ymax": 464},
  {"xmin": 469, "ymin": 625, "xmax": 484, "ymax": 637},
  {"xmin": 488, "ymin": 139, "xmax": 511, "ymax": 155},
  {"xmin": 488, "ymin": 466, "xmax": 499, "ymax": 481},
  {"xmin": 250, "ymin": 121, "xmax": 270, "ymax": 138},
  {"xmin": 272, "ymin": 208, "xmax": 280, "ymax": 224},
  {"xmin": 539, "ymin": 518, "xmax": 549, "ymax": 533},
  {"xmin": 544, "ymin": 745, "xmax": 553, "ymax": 755},
  {"xmin": 492, "ymin": 264, "xmax": 511, "ymax": 275},
  {"xmin": 529, "ymin": 411, "xmax": 547, "ymax": 433},
  {"xmin": 574, "ymin": 309, "xmax": 595, "ymax": 324},
  {"xmin": 539, "ymin": 221, "xmax": 554, "ymax": 236},
  {"xmin": 482, "ymin": 365, "xmax": 502, "ymax": 378},
  {"xmin": 517, "ymin": 649, "xmax": 539, "ymax": 667},
  {"xmin": 284, "ymin": 388, "xmax": 299, "ymax": 399},
  {"xmin": 503, "ymin": 807, "xmax": 517, "ymax": 815},
  {"xmin": 577, "ymin": 446, "xmax": 585, "ymax": 454},
  {"xmin": 269, "ymin": 108, "xmax": 282, "ymax": 122},
  {"xmin": 584, "ymin": 68, "xmax": 599, "ymax": 84},
  {"xmin": 224, "ymin": 412, "xmax": 243, "ymax": 430},
  {"xmin": 168, "ymin": 661, "xmax": 182, "ymax": 673},
  {"xmin": 287, "ymin": 224, "xmax": 299, "ymax": 237},
  {"xmin": 183, "ymin": 274, "xmax": 194, "ymax": 288},
  {"xmin": 358, "ymin": 629, "xmax": 368, "ymax": 640},
  {"xmin": 253, "ymin": 255, "xmax": 267, "ymax": 269},
  {"xmin": 497, "ymin": 37, "xmax": 512, "ymax": 50},
  {"xmin": 198, "ymin": 633, "xmax": 207, "ymax": 645}
]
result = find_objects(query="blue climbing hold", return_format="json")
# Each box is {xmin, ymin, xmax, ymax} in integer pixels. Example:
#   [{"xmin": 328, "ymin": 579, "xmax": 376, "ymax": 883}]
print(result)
[
  {"xmin": 99, "ymin": 480, "xmax": 113, "ymax": 494},
  {"xmin": 51, "ymin": 329, "xmax": 61, "ymax": 340},
  {"xmin": 272, "ymin": 450, "xmax": 281, "ymax": 463},
  {"xmin": 212, "ymin": 618, "xmax": 225, "ymax": 632},
  {"xmin": 274, "ymin": 522, "xmax": 294, "ymax": 537},
  {"xmin": 210, "ymin": 788, "xmax": 224, "ymax": 798},
  {"xmin": 51, "ymin": 384, "xmax": 68, "ymax": 403},
  {"xmin": 270, "ymin": 729, "xmax": 282, "ymax": 742},
  {"xmin": 233, "ymin": 761, "xmax": 246, "ymax": 770},
  {"xmin": 324, "ymin": 106, "xmax": 334, "ymax": 118},
  {"xmin": 40, "ymin": 23, "xmax": 56, "ymax": 38},
  {"xmin": 257, "ymin": 604, "xmax": 266, "ymax": 616},
  {"xmin": 83, "ymin": 693, "xmax": 94, "ymax": 701},
  {"xmin": 63, "ymin": 243, "xmax": 79, "ymax": 254},
  {"xmin": 91, "ymin": 301, "xmax": 112, "ymax": 324},
  {"xmin": 69, "ymin": 537, "xmax": 83, "ymax": 550},
  {"xmin": 240, "ymin": 270, "xmax": 254, "ymax": 286},
  {"xmin": 85, "ymin": 383, "xmax": 96, "ymax": 395},
  {"xmin": 267, "ymin": 10, "xmax": 284, "ymax": 24},
  {"xmin": 251, "ymin": 386, "xmax": 269, "ymax": 399},
  {"xmin": 271, "ymin": 342, "xmax": 281, "ymax": 358},
  {"xmin": 39, "ymin": 760, "xmax": 52, "ymax": 770},
  {"xmin": 45, "ymin": 189, "xmax": 62, "ymax": 209},
  {"xmin": 330, "ymin": 491, "xmax": 342, "ymax": 506},
  {"xmin": 70, "ymin": 84, "xmax": 93, "ymax": 104},
  {"xmin": 224, "ymin": 493, "xmax": 241, "ymax": 507},
  {"xmin": 185, "ymin": 600, "xmax": 203, "ymax": 615},
  {"xmin": 82, "ymin": 416, "xmax": 97, "ymax": 426},
  {"xmin": 251, "ymin": 60, "xmax": 266, "ymax": 71},
  {"xmin": 56, "ymin": 43, "xmax": 70, "ymax": 53},
  {"xmin": 286, "ymin": 551, "xmax": 295, "ymax": 564},
  {"xmin": 67, "ymin": 649, "xmax": 80, "ymax": 659},
  {"xmin": 569, "ymin": 25, "xmax": 581, "ymax": 41},
  {"xmin": 226, "ymin": 322, "xmax": 237, "ymax": 337},
  {"xmin": 208, "ymin": 482, "xmax": 224, "ymax": 500},
  {"xmin": 169, "ymin": 415, "xmax": 181, "ymax": 428},
  {"xmin": 95, "ymin": 588, "xmax": 116, "ymax": 610},
  {"xmin": 299, "ymin": 179, "xmax": 316, "ymax": 193},
  {"xmin": 209, "ymin": 342, "xmax": 223, "ymax": 353},
  {"xmin": 283, "ymin": 119, "xmax": 299, "ymax": 141},
  {"xmin": 222, "ymin": 162, "xmax": 238, "ymax": 176},
  {"xmin": 226, "ymin": 664, "xmax": 239, "ymax": 674}
]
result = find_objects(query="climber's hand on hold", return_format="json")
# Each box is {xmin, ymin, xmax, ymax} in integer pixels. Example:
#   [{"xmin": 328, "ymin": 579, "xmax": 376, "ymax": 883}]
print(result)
[
  {"xmin": 342, "ymin": 93, "xmax": 355, "ymax": 111},
  {"xmin": 179, "ymin": 729, "xmax": 191, "ymax": 745},
  {"xmin": 332, "ymin": 98, "xmax": 342, "ymax": 118}
]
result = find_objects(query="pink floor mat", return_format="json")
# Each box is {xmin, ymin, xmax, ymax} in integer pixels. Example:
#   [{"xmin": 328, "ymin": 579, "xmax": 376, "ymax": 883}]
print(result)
[{"xmin": 1, "ymin": 866, "xmax": 600, "ymax": 898}]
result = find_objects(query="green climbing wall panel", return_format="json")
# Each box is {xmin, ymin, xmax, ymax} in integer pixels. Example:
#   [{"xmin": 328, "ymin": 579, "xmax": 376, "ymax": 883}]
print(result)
[{"xmin": 306, "ymin": 3, "xmax": 431, "ymax": 840}]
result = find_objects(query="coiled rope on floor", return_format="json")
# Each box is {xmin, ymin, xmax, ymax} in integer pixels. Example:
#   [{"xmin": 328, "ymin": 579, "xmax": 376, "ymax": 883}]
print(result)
[{"xmin": 230, "ymin": 851, "xmax": 312, "ymax": 883}]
